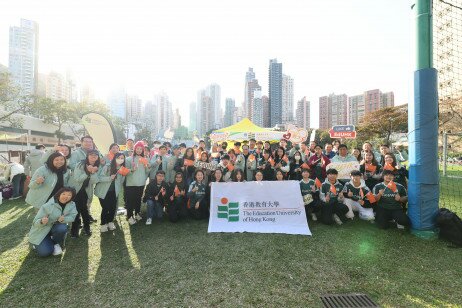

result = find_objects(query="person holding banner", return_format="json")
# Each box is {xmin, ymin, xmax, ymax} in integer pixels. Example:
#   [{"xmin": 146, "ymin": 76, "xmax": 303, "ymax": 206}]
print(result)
[
  {"xmin": 342, "ymin": 170, "xmax": 375, "ymax": 221},
  {"xmin": 257, "ymin": 149, "xmax": 275, "ymax": 181},
  {"xmin": 232, "ymin": 169, "xmax": 246, "ymax": 182},
  {"xmin": 331, "ymin": 144, "xmax": 357, "ymax": 164},
  {"xmin": 26, "ymin": 152, "xmax": 71, "ymax": 210},
  {"xmin": 188, "ymin": 170, "xmax": 208, "ymax": 219},
  {"xmin": 144, "ymin": 170, "xmax": 169, "ymax": 225},
  {"xmin": 308, "ymin": 145, "xmax": 331, "ymax": 183},
  {"xmin": 373, "ymin": 170, "xmax": 409, "ymax": 229},
  {"xmin": 289, "ymin": 151, "xmax": 304, "ymax": 181},
  {"xmin": 254, "ymin": 170, "xmax": 264, "ymax": 182},
  {"xmin": 125, "ymin": 141, "xmax": 151, "ymax": 225},
  {"xmin": 94, "ymin": 153, "xmax": 127, "ymax": 232},
  {"xmin": 197, "ymin": 151, "xmax": 212, "ymax": 184},
  {"xmin": 275, "ymin": 169, "xmax": 286, "ymax": 181},
  {"xmin": 319, "ymin": 169, "xmax": 348, "ymax": 225},
  {"xmin": 299, "ymin": 168, "xmax": 320, "ymax": 221},
  {"xmin": 69, "ymin": 150, "xmax": 101, "ymax": 237},
  {"xmin": 235, "ymin": 145, "xmax": 257, "ymax": 181},
  {"xmin": 28, "ymin": 187, "xmax": 78, "ymax": 257},
  {"xmin": 167, "ymin": 172, "xmax": 188, "ymax": 222},
  {"xmin": 175, "ymin": 147, "xmax": 196, "ymax": 187},
  {"xmin": 360, "ymin": 150, "xmax": 382, "ymax": 191}
]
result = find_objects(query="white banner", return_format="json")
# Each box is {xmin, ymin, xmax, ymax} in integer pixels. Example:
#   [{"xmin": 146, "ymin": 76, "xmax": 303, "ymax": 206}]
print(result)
[
  {"xmin": 208, "ymin": 181, "xmax": 311, "ymax": 235},
  {"xmin": 326, "ymin": 161, "xmax": 360, "ymax": 180}
]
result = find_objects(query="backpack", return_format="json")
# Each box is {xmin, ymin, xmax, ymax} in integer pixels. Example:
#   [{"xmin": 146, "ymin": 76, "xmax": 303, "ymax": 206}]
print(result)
[
  {"xmin": 436, "ymin": 208, "xmax": 462, "ymax": 247},
  {"xmin": 0, "ymin": 184, "xmax": 13, "ymax": 200}
]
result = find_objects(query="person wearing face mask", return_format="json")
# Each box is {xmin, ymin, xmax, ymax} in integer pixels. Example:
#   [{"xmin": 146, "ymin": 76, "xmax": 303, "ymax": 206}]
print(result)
[
  {"xmin": 234, "ymin": 145, "xmax": 256, "ymax": 181},
  {"xmin": 95, "ymin": 153, "xmax": 127, "ymax": 232},
  {"xmin": 26, "ymin": 152, "xmax": 71, "ymax": 209},
  {"xmin": 289, "ymin": 151, "xmax": 304, "ymax": 181},
  {"xmin": 28, "ymin": 187, "xmax": 78, "ymax": 257}
]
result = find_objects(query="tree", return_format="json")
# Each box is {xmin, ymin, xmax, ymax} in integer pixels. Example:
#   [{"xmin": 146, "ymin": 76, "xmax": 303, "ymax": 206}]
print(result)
[
  {"xmin": 0, "ymin": 72, "xmax": 37, "ymax": 127},
  {"xmin": 36, "ymin": 98, "xmax": 79, "ymax": 143},
  {"xmin": 357, "ymin": 105, "xmax": 408, "ymax": 144},
  {"xmin": 173, "ymin": 126, "xmax": 189, "ymax": 140},
  {"xmin": 134, "ymin": 127, "xmax": 153, "ymax": 145}
]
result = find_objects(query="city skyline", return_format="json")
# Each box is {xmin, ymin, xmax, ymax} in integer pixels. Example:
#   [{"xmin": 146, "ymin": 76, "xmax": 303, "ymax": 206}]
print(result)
[{"xmin": 0, "ymin": 0, "xmax": 411, "ymax": 128}]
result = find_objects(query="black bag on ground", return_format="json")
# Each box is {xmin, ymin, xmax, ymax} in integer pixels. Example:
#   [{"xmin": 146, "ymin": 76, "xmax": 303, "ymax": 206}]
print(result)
[{"xmin": 436, "ymin": 208, "xmax": 462, "ymax": 247}]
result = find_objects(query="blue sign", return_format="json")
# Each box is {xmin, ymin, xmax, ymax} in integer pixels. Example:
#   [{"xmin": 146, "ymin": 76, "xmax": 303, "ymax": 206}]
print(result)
[{"xmin": 332, "ymin": 125, "xmax": 355, "ymax": 132}]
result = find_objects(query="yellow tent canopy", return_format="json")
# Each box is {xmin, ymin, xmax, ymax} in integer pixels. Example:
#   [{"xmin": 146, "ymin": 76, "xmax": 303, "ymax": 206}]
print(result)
[
  {"xmin": 215, "ymin": 118, "xmax": 271, "ymax": 134},
  {"xmin": 210, "ymin": 118, "xmax": 285, "ymax": 144}
]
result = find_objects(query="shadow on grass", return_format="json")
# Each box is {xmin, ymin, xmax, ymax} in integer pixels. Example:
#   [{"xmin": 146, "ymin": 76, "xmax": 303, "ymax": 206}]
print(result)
[{"xmin": 0, "ymin": 208, "xmax": 35, "ymax": 255}]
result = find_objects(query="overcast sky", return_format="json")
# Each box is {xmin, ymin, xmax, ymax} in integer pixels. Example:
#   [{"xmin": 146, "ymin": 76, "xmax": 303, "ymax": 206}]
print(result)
[{"xmin": 0, "ymin": 0, "xmax": 414, "ymax": 128}]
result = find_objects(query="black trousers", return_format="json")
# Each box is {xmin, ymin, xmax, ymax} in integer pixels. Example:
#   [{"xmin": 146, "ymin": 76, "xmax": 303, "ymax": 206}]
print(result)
[
  {"xmin": 99, "ymin": 190, "xmax": 117, "ymax": 225},
  {"xmin": 71, "ymin": 189, "xmax": 90, "ymax": 234},
  {"xmin": 189, "ymin": 198, "xmax": 209, "ymax": 220},
  {"xmin": 376, "ymin": 206, "xmax": 410, "ymax": 229},
  {"xmin": 320, "ymin": 199, "xmax": 349, "ymax": 225},
  {"xmin": 168, "ymin": 196, "xmax": 188, "ymax": 222},
  {"xmin": 126, "ymin": 186, "xmax": 145, "ymax": 218}
]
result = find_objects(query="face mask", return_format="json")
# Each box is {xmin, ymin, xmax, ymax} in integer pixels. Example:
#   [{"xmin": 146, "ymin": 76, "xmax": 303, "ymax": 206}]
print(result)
[
  {"xmin": 295, "ymin": 156, "xmax": 301, "ymax": 160},
  {"xmin": 116, "ymin": 158, "xmax": 124, "ymax": 165}
]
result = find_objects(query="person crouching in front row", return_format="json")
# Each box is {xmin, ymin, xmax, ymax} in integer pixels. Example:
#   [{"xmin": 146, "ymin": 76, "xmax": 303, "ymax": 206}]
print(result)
[
  {"xmin": 342, "ymin": 170, "xmax": 376, "ymax": 221},
  {"xmin": 144, "ymin": 170, "xmax": 169, "ymax": 225},
  {"xmin": 319, "ymin": 168, "xmax": 349, "ymax": 225},
  {"xmin": 28, "ymin": 187, "xmax": 78, "ymax": 257}
]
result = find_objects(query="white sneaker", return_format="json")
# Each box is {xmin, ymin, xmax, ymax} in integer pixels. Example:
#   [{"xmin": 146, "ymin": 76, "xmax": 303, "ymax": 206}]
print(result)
[
  {"xmin": 135, "ymin": 213, "xmax": 143, "ymax": 221},
  {"xmin": 128, "ymin": 217, "xmax": 137, "ymax": 225},
  {"xmin": 107, "ymin": 222, "xmax": 116, "ymax": 230},
  {"xmin": 396, "ymin": 223, "xmax": 405, "ymax": 230},
  {"xmin": 100, "ymin": 224, "xmax": 108, "ymax": 233},
  {"xmin": 52, "ymin": 244, "xmax": 63, "ymax": 256},
  {"xmin": 311, "ymin": 213, "xmax": 317, "ymax": 221},
  {"xmin": 146, "ymin": 218, "xmax": 152, "ymax": 225},
  {"xmin": 333, "ymin": 214, "xmax": 343, "ymax": 225}
]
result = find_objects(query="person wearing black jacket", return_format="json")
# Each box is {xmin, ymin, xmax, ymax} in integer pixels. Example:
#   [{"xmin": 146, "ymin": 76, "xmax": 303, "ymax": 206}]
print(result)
[
  {"xmin": 257, "ymin": 149, "xmax": 274, "ymax": 181},
  {"xmin": 187, "ymin": 170, "xmax": 208, "ymax": 219},
  {"xmin": 174, "ymin": 147, "xmax": 196, "ymax": 187},
  {"xmin": 167, "ymin": 172, "xmax": 188, "ymax": 222},
  {"xmin": 143, "ymin": 170, "xmax": 169, "ymax": 225}
]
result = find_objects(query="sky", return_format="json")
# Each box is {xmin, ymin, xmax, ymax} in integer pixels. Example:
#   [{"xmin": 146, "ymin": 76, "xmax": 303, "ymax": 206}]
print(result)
[{"xmin": 0, "ymin": 0, "xmax": 414, "ymax": 128}]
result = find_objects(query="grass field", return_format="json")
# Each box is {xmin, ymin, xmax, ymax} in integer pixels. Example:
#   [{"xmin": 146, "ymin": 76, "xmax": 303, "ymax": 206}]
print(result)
[{"xmin": 1, "ymin": 193, "xmax": 462, "ymax": 307}]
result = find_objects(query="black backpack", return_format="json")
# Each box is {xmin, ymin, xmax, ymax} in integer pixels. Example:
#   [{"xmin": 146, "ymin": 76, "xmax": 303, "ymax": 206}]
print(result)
[{"xmin": 436, "ymin": 208, "xmax": 462, "ymax": 247}]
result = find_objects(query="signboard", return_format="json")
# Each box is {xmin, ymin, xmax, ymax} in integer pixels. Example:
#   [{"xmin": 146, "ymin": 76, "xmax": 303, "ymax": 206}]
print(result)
[
  {"xmin": 81, "ymin": 112, "xmax": 117, "ymax": 153},
  {"xmin": 329, "ymin": 125, "xmax": 356, "ymax": 139},
  {"xmin": 208, "ymin": 181, "xmax": 311, "ymax": 235},
  {"xmin": 326, "ymin": 161, "xmax": 360, "ymax": 180}
]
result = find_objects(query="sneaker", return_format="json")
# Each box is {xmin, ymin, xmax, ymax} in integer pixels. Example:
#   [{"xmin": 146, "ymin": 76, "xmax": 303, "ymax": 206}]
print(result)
[
  {"xmin": 100, "ymin": 224, "xmax": 108, "ymax": 233},
  {"xmin": 128, "ymin": 217, "xmax": 137, "ymax": 225},
  {"xmin": 107, "ymin": 222, "xmax": 116, "ymax": 230},
  {"xmin": 146, "ymin": 218, "xmax": 152, "ymax": 225},
  {"xmin": 52, "ymin": 244, "xmax": 63, "ymax": 256},
  {"xmin": 135, "ymin": 213, "xmax": 143, "ymax": 221},
  {"xmin": 396, "ymin": 223, "xmax": 405, "ymax": 230},
  {"xmin": 311, "ymin": 213, "xmax": 317, "ymax": 221},
  {"xmin": 333, "ymin": 214, "xmax": 343, "ymax": 225}
]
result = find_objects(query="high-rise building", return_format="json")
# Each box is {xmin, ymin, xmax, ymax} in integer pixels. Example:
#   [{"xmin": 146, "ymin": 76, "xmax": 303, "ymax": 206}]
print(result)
[
  {"xmin": 45, "ymin": 71, "xmax": 75, "ymax": 102},
  {"xmin": 196, "ymin": 84, "xmax": 221, "ymax": 135},
  {"xmin": 173, "ymin": 108, "xmax": 182, "ymax": 129},
  {"xmin": 206, "ymin": 83, "xmax": 221, "ymax": 128},
  {"xmin": 126, "ymin": 95, "xmax": 143, "ymax": 123},
  {"xmin": 252, "ymin": 90, "xmax": 264, "ymax": 127},
  {"xmin": 246, "ymin": 79, "xmax": 261, "ymax": 120},
  {"xmin": 318, "ymin": 93, "xmax": 347, "ymax": 129},
  {"xmin": 143, "ymin": 100, "xmax": 158, "ymax": 138},
  {"xmin": 262, "ymin": 95, "xmax": 270, "ymax": 127},
  {"xmin": 199, "ymin": 96, "xmax": 214, "ymax": 136},
  {"xmin": 155, "ymin": 91, "xmax": 173, "ymax": 133},
  {"xmin": 282, "ymin": 74, "xmax": 294, "ymax": 124},
  {"xmin": 189, "ymin": 101, "xmax": 197, "ymax": 132},
  {"xmin": 8, "ymin": 19, "xmax": 39, "ymax": 97},
  {"xmin": 347, "ymin": 94, "xmax": 365, "ymax": 126},
  {"xmin": 107, "ymin": 86, "xmax": 127, "ymax": 119},
  {"xmin": 268, "ymin": 59, "xmax": 283, "ymax": 127},
  {"xmin": 347, "ymin": 89, "xmax": 394, "ymax": 125},
  {"xmin": 224, "ymin": 98, "xmax": 236, "ymax": 127},
  {"xmin": 243, "ymin": 67, "xmax": 256, "ymax": 118},
  {"xmin": 381, "ymin": 92, "xmax": 395, "ymax": 108},
  {"xmin": 364, "ymin": 89, "xmax": 382, "ymax": 114},
  {"xmin": 296, "ymin": 97, "xmax": 310, "ymax": 129},
  {"xmin": 80, "ymin": 84, "xmax": 96, "ymax": 103}
]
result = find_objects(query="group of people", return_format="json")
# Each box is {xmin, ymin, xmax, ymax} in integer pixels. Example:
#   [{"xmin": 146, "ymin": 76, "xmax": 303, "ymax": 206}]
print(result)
[{"xmin": 23, "ymin": 135, "xmax": 410, "ymax": 257}]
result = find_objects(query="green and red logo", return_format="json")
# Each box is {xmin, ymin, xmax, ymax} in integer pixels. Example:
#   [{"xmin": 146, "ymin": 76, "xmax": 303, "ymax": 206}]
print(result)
[{"xmin": 217, "ymin": 197, "xmax": 239, "ymax": 222}]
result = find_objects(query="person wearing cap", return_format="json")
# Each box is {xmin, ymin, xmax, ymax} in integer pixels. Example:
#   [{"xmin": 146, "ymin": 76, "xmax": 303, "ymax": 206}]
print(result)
[
  {"xmin": 68, "ymin": 149, "xmax": 101, "ymax": 237},
  {"xmin": 342, "ymin": 170, "xmax": 375, "ymax": 221},
  {"xmin": 373, "ymin": 169, "xmax": 409, "ymax": 230}
]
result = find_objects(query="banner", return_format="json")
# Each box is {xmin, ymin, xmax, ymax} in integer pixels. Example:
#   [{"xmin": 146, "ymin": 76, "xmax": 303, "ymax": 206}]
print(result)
[
  {"xmin": 326, "ymin": 161, "xmax": 360, "ymax": 180},
  {"xmin": 194, "ymin": 160, "xmax": 218, "ymax": 171},
  {"xmin": 81, "ymin": 112, "xmax": 116, "ymax": 153},
  {"xmin": 208, "ymin": 181, "xmax": 311, "ymax": 235}
]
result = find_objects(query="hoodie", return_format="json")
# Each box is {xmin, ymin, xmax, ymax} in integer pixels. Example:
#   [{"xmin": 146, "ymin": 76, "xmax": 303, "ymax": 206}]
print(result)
[{"xmin": 24, "ymin": 149, "xmax": 45, "ymax": 176}]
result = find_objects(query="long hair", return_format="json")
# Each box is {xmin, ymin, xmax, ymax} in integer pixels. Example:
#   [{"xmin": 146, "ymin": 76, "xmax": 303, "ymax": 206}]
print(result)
[
  {"xmin": 231, "ymin": 169, "xmax": 245, "ymax": 182},
  {"xmin": 274, "ymin": 147, "xmax": 286, "ymax": 162},
  {"xmin": 363, "ymin": 150, "xmax": 379, "ymax": 166},
  {"xmin": 110, "ymin": 153, "xmax": 125, "ymax": 175},
  {"xmin": 133, "ymin": 141, "xmax": 145, "ymax": 157},
  {"xmin": 184, "ymin": 147, "xmax": 195, "ymax": 161},
  {"xmin": 46, "ymin": 152, "xmax": 67, "ymax": 173},
  {"xmin": 290, "ymin": 150, "xmax": 303, "ymax": 165},
  {"xmin": 53, "ymin": 186, "xmax": 76, "ymax": 204},
  {"xmin": 173, "ymin": 171, "xmax": 185, "ymax": 191},
  {"xmin": 83, "ymin": 151, "xmax": 101, "ymax": 175},
  {"xmin": 212, "ymin": 168, "xmax": 224, "ymax": 182}
]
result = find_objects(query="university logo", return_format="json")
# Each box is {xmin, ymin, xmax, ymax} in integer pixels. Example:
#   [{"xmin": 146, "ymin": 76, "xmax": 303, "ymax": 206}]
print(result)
[{"xmin": 217, "ymin": 197, "xmax": 239, "ymax": 222}]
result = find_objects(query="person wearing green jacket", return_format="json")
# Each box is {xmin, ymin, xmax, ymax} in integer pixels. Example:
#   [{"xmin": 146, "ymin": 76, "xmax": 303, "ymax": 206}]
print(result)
[
  {"xmin": 68, "ymin": 136, "xmax": 96, "ymax": 170},
  {"xmin": 95, "ymin": 153, "xmax": 126, "ymax": 232},
  {"xmin": 28, "ymin": 187, "xmax": 77, "ymax": 257},
  {"xmin": 234, "ymin": 145, "xmax": 257, "ymax": 181},
  {"xmin": 24, "ymin": 144, "xmax": 45, "ymax": 177},
  {"xmin": 68, "ymin": 149, "xmax": 101, "ymax": 237},
  {"xmin": 125, "ymin": 141, "xmax": 151, "ymax": 225},
  {"xmin": 26, "ymin": 152, "xmax": 71, "ymax": 209}
]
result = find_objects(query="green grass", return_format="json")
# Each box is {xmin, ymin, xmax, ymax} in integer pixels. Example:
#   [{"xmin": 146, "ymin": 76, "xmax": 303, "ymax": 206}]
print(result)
[{"xmin": 1, "ymin": 191, "xmax": 462, "ymax": 307}]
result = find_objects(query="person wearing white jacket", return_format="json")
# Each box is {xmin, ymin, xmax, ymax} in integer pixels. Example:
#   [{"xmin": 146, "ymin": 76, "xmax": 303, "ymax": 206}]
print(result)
[{"xmin": 4, "ymin": 162, "xmax": 25, "ymax": 200}]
